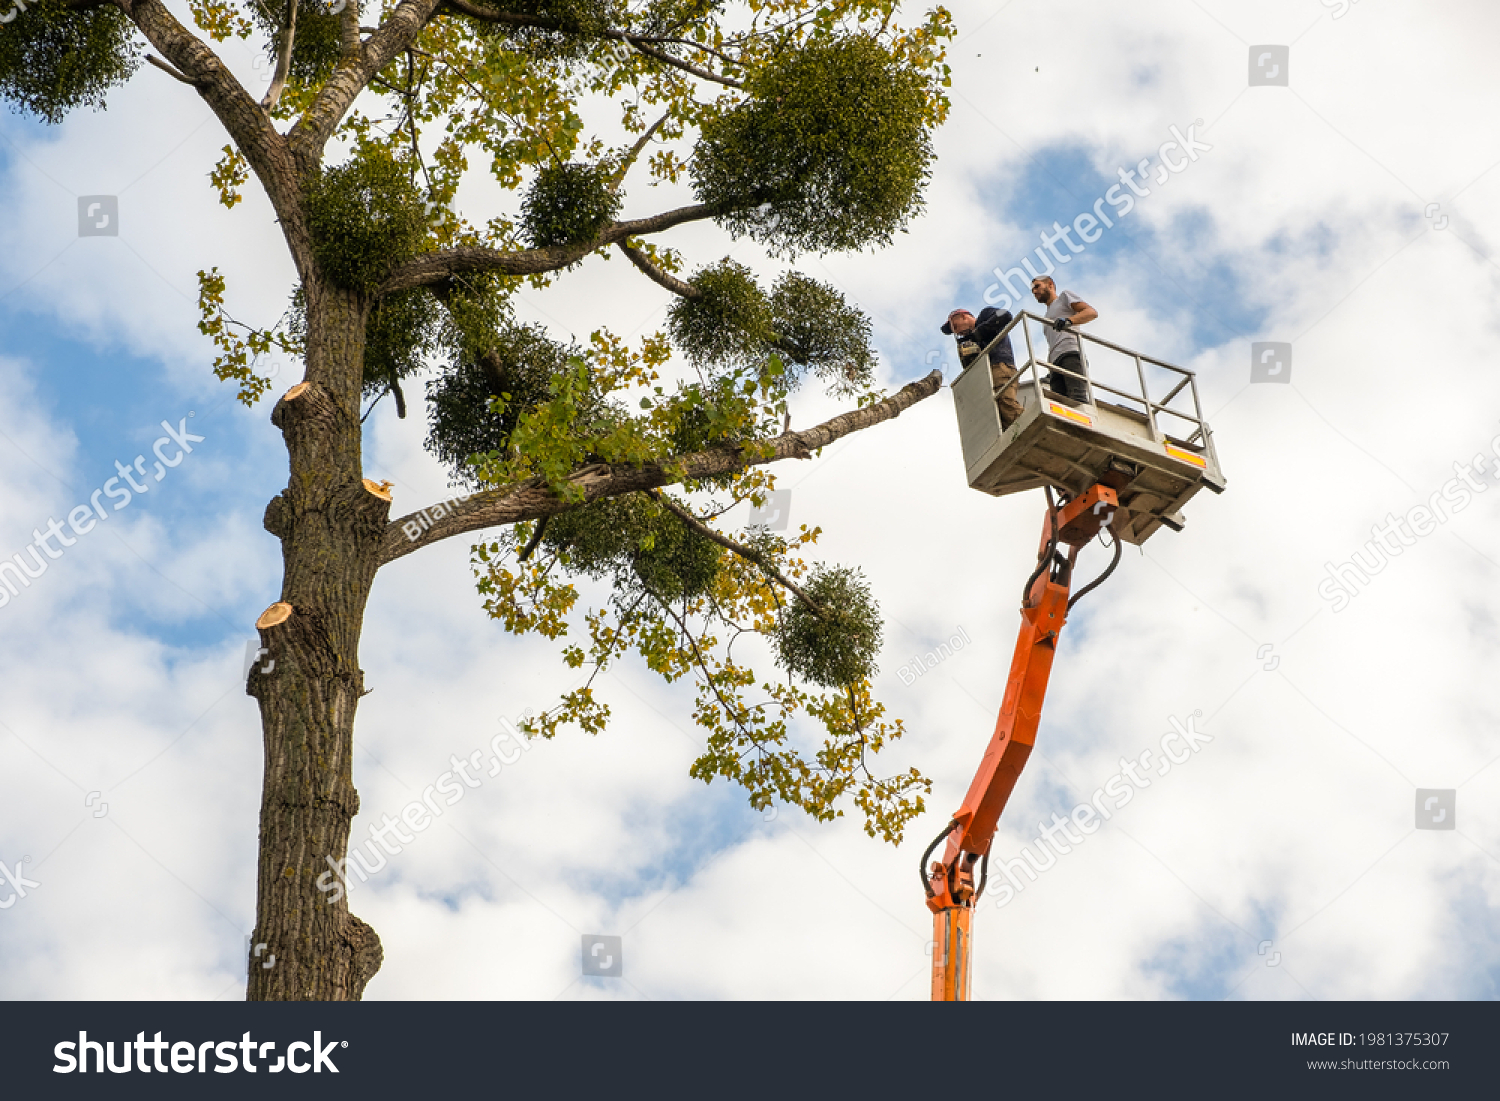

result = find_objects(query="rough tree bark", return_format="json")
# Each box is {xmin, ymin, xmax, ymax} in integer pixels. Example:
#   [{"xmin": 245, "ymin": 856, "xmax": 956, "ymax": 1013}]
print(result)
[{"xmin": 244, "ymin": 283, "xmax": 390, "ymax": 1000}]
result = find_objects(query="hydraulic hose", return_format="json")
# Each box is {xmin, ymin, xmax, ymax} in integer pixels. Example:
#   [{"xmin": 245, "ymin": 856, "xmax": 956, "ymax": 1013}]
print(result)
[
  {"xmin": 1067, "ymin": 532, "xmax": 1123, "ymax": 612},
  {"xmin": 920, "ymin": 820, "xmax": 959, "ymax": 898},
  {"xmin": 1022, "ymin": 488, "xmax": 1063, "ymax": 606},
  {"xmin": 972, "ymin": 847, "xmax": 990, "ymax": 903}
]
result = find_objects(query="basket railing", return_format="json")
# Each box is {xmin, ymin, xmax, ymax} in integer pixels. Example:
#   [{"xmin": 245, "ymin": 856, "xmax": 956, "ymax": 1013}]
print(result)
[{"xmin": 967, "ymin": 311, "xmax": 1217, "ymax": 465}]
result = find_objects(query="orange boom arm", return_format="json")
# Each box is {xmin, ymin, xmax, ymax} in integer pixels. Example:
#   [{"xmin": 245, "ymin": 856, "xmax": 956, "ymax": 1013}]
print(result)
[{"xmin": 923, "ymin": 483, "xmax": 1118, "ymax": 1001}]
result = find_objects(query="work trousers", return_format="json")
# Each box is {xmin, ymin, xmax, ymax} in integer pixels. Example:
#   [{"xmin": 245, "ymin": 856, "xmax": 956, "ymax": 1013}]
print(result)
[
  {"xmin": 990, "ymin": 361, "xmax": 1023, "ymax": 429},
  {"xmin": 1047, "ymin": 351, "xmax": 1091, "ymax": 404}
]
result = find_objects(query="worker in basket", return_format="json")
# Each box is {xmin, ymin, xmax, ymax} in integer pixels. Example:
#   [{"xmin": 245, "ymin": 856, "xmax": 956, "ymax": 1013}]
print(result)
[
  {"xmin": 941, "ymin": 306, "xmax": 1022, "ymax": 429},
  {"xmin": 1030, "ymin": 275, "xmax": 1098, "ymax": 403}
]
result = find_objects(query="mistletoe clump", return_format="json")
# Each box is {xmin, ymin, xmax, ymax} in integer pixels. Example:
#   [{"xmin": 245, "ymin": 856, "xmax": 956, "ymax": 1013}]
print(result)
[
  {"xmin": 520, "ymin": 161, "xmax": 622, "ymax": 249},
  {"xmin": 692, "ymin": 33, "xmax": 935, "ymax": 257},
  {"xmin": 775, "ymin": 564, "xmax": 883, "ymax": 687},
  {"xmin": 543, "ymin": 494, "xmax": 723, "ymax": 604},
  {"xmin": 667, "ymin": 259, "xmax": 775, "ymax": 372},
  {"xmin": 248, "ymin": 0, "xmax": 348, "ymax": 88},
  {"xmin": 363, "ymin": 289, "xmax": 440, "ymax": 415},
  {"xmin": 769, "ymin": 273, "xmax": 876, "ymax": 395},
  {"xmin": 425, "ymin": 324, "xmax": 607, "ymax": 486},
  {"xmin": 669, "ymin": 263, "xmax": 879, "ymax": 399},
  {"xmin": 479, "ymin": 0, "xmax": 622, "ymax": 57},
  {"xmin": 304, "ymin": 146, "xmax": 428, "ymax": 293},
  {"xmin": 0, "ymin": 0, "xmax": 141, "ymax": 123}
]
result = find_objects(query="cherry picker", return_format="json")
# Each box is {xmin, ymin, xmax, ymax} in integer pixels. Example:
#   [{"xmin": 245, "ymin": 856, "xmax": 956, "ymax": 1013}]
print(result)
[{"xmin": 925, "ymin": 311, "xmax": 1225, "ymax": 1001}]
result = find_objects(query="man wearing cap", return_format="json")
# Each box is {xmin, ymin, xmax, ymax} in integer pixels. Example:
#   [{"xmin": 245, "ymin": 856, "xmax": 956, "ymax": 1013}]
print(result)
[
  {"xmin": 942, "ymin": 306, "xmax": 1023, "ymax": 429},
  {"xmin": 1029, "ymin": 276, "xmax": 1098, "ymax": 403}
]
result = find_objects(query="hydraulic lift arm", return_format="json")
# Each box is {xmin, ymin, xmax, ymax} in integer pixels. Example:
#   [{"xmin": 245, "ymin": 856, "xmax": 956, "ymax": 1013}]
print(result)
[{"xmin": 923, "ymin": 481, "xmax": 1121, "ymax": 1001}]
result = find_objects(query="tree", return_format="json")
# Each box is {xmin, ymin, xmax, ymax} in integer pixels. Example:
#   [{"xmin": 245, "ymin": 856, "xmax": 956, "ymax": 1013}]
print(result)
[{"xmin": 2, "ymin": 0, "xmax": 954, "ymax": 999}]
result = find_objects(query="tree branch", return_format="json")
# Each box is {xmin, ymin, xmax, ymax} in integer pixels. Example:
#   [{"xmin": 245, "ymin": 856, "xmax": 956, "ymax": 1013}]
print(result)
[
  {"xmin": 122, "ymin": 0, "xmax": 311, "ymax": 271},
  {"xmin": 630, "ymin": 34, "xmax": 739, "ymax": 71},
  {"xmin": 376, "ymin": 203, "xmax": 717, "ymax": 296},
  {"xmin": 647, "ymin": 490, "xmax": 824, "ymax": 616},
  {"xmin": 286, "ymin": 0, "xmax": 443, "ymax": 169},
  {"xmin": 376, "ymin": 370, "xmax": 943, "ymax": 566},
  {"xmin": 517, "ymin": 515, "xmax": 550, "ymax": 561},
  {"xmin": 623, "ymin": 37, "xmax": 740, "ymax": 88},
  {"xmin": 260, "ymin": 0, "xmax": 299, "ymax": 111},
  {"xmin": 618, "ymin": 242, "xmax": 699, "ymax": 299},
  {"xmin": 145, "ymin": 54, "xmax": 197, "ymax": 85},
  {"xmin": 439, "ymin": 0, "xmax": 742, "ymax": 87},
  {"xmin": 653, "ymin": 596, "xmax": 769, "ymax": 750},
  {"xmin": 610, "ymin": 111, "xmax": 669, "ymax": 192}
]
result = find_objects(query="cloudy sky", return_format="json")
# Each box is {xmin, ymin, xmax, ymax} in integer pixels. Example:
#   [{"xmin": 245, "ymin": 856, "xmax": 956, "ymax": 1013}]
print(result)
[{"xmin": 1, "ymin": 0, "xmax": 1497, "ymax": 1001}]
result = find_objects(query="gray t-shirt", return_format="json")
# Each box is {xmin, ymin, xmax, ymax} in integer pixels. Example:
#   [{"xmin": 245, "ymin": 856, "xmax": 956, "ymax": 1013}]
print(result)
[{"xmin": 1044, "ymin": 289, "xmax": 1085, "ymax": 359}]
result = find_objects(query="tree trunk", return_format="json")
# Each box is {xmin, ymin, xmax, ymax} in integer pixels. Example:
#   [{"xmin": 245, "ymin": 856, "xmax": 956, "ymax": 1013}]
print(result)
[{"xmin": 245, "ymin": 281, "xmax": 387, "ymax": 1000}]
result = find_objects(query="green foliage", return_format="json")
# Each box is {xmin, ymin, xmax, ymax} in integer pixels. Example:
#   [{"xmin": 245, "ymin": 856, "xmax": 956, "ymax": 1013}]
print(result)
[
  {"xmin": 473, "ymin": 484, "xmax": 929, "ymax": 841},
  {"xmin": 425, "ymin": 325, "xmax": 604, "ymax": 486},
  {"xmin": 248, "ymin": 0, "xmax": 347, "ymax": 87},
  {"xmin": 692, "ymin": 34, "xmax": 934, "ymax": 256},
  {"xmin": 769, "ymin": 272, "xmax": 876, "ymax": 396},
  {"xmin": 364, "ymin": 289, "xmax": 440, "ymax": 404},
  {"xmin": 520, "ymin": 161, "xmax": 622, "ymax": 249},
  {"xmin": 187, "ymin": 0, "xmax": 253, "ymax": 42},
  {"xmin": 774, "ymin": 564, "xmax": 882, "ymax": 688},
  {"xmin": 478, "ymin": 0, "xmax": 624, "ymax": 58},
  {"xmin": 667, "ymin": 377, "xmax": 750, "ymax": 457},
  {"xmin": 209, "ymin": 145, "xmax": 249, "ymax": 209},
  {"xmin": 666, "ymin": 259, "xmax": 775, "ymax": 372},
  {"xmin": 196, "ymin": 268, "xmax": 304, "ymax": 406},
  {"xmin": 304, "ymin": 145, "xmax": 428, "ymax": 293},
  {"xmin": 544, "ymin": 494, "xmax": 722, "ymax": 603},
  {"xmin": 0, "ymin": 0, "xmax": 141, "ymax": 123}
]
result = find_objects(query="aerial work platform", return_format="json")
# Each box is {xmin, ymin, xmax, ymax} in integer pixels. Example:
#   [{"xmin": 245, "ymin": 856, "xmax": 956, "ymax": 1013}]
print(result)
[{"xmin": 951, "ymin": 311, "xmax": 1225, "ymax": 545}]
